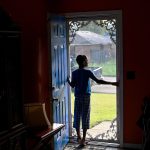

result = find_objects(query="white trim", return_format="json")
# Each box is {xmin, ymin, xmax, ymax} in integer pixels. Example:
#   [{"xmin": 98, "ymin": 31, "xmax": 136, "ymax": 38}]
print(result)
[
  {"xmin": 65, "ymin": 10, "xmax": 123, "ymax": 145},
  {"xmin": 66, "ymin": 19, "xmax": 73, "ymax": 138},
  {"xmin": 116, "ymin": 11, "xmax": 124, "ymax": 147}
]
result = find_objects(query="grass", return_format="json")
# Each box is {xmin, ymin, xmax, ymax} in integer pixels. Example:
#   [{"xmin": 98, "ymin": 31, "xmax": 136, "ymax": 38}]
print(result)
[
  {"xmin": 88, "ymin": 59, "xmax": 116, "ymax": 76},
  {"xmin": 100, "ymin": 63, "xmax": 116, "ymax": 76},
  {"xmin": 100, "ymin": 59, "xmax": 116, "ymax": 76},
  {"xmin": 100, "ymin": 61, "xmax": 116, "ymax": 76},
  {"xmin": 71, "ymin": 92, "xmax": 116, "ymax": 128},
  {"xmin": 73, "ymin": 59, "xmax": 116, "ymax": 77}
]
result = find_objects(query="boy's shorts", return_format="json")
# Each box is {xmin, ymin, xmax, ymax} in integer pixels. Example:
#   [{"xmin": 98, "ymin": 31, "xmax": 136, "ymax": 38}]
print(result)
[{"xmin": 73, "ymin": 95, "xmax": 90, "ymax": 129}]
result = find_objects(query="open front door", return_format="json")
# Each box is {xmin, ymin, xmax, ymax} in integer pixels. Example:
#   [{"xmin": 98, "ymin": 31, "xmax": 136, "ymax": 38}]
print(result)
[{"xmin": 50, "ymin": 16, "xmax": 69, "ymax": 150}]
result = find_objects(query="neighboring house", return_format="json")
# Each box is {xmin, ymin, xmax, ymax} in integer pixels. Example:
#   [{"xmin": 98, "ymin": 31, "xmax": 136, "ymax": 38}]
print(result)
[{"xmin": 70, "ymin": 30, "xmax": 116, "ymax": 65}]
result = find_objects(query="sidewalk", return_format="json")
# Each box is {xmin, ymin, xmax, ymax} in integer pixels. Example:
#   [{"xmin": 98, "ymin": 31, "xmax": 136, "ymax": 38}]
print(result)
[
  {"xmin": 71, "ymin": 119, "xmax": 117, "ymax": 141},
  {"xmin": 87, "ymin": 119, "xmax": 117, "ymax": 141}
]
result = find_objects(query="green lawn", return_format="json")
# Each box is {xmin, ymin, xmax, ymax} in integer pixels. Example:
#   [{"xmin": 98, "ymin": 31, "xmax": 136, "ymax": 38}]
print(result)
[
  {"xmin": 88, "ymin": 59, "xmax": 116, "ymax": 76},
  {"xmin": 71, "ymin": 92, "xmax": 116, "ymax": 128}
]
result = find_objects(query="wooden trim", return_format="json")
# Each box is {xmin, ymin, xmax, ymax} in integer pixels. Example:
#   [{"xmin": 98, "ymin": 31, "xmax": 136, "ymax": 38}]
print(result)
[
  {"xmin": 27, "ymin": 123, "xmax": 65, "ymax": 150},
  {"xmin": 123, "ymin": 143, "xmax": 142, "ymax": 149}
]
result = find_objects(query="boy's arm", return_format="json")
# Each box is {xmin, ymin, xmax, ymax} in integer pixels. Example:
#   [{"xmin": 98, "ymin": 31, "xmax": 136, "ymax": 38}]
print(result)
[
  {"xmin": 89, "ymin": 71, "xmax": 119, "ymax": 86},
  {"xmin": 111, "ymin": 81, "xmax": 119, "ymax": 86},
  {"xmin": 67, "ymin": 76, "xmax": 71, "ymax": 86},
  {"xmin": 97, "ymin": 80, "xmax": 119, "ymax": 86},
  {"xmin": 67, "ymin": 76, "xmax": 75, "ymax": 88}
]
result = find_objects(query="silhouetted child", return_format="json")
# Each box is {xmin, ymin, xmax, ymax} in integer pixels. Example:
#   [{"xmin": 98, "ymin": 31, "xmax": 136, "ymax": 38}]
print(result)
[{"xmin": 67, "ymin": 55, "xmax": 118, "ymax": 147}]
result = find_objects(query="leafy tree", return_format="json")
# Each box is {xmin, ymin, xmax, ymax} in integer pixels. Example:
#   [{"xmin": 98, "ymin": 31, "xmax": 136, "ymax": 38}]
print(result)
[{"xmin": 79, "ymin": 21, "xmax": 108, "ymax": 36}]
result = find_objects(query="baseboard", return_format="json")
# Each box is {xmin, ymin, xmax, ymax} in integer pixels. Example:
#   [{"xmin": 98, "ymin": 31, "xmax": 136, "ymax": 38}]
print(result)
[{"xmin": 123, "ymin": 143, "xmax": 142, "ymax": 149}]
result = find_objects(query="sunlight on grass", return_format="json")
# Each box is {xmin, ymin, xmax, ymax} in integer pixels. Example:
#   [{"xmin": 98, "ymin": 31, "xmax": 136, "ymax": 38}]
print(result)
[
  {"xmin": 71, "ymin": 92, "xmax": 116, "ymax": 128},
  {"xmin": 88, "ymin": 59, "xmax": 116, "ymax": 76}
]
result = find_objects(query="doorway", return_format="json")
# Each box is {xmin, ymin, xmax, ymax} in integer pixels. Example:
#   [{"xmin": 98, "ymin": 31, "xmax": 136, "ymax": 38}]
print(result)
[{"xmin": 66, "ymin": 11, "xmax": 123, "ymax": 146}]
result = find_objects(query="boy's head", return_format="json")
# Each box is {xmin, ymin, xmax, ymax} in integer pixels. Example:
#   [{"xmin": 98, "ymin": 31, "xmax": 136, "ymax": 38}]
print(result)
[{"xmin": 76, "ymin": 55, "xmax": 88, "ymax": 68}]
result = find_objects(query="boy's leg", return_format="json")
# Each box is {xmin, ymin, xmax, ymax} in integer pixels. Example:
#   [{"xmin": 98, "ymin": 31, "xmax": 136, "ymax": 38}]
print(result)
[
  {"xmin": 76, "ymin": 128, "xmax": 81, "ymax": 142},
  {"xmin": 80, "ymin": 95, "xmax": 90, "ymax": 146},
  {"xmin": 82, "ymin": 128, "xmax": 87, "ymax": 141},
  {"xmin": 73, "ymin": 97, "xmax": 82, "ymax": 142},
  {"xmin": 80, "ymin": 128, "xmax": 87, "ymax": 145}
]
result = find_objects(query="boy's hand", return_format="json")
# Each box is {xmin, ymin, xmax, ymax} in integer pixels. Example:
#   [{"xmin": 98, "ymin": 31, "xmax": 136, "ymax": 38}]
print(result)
[
  {"xmin": 111, "ymin": 81, "xmax": 119, "ymax": 86},
  {"xmin": 67, "ymin": 76, "xmax": 70, "ymax": 82}
]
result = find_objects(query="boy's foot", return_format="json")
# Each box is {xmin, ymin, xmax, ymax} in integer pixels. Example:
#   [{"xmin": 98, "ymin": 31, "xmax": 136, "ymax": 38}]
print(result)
[
  {"xmin": 77, "ymin": 137, "xmax": 81, "ymax": 143},
  {"xmin": 79, "ymin": 139, "xmax": 87, "ymax": 147},
  {"xmin": 77, "ymin": 142, "xmax": 87, "ymax": 149},
  {"xmin": 77, "ymin": 144, "xmax": 86, "ymax": 149}
]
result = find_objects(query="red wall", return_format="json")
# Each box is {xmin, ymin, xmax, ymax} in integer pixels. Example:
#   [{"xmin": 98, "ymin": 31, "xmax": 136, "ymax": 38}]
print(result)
[
  {"xmin": 0, "ymin": 0, "xmax": 49, "ymax": 102},
  {"xmin": 1, "ymin": 0, "xmax": 150, "ymax": 145},
  {"xmin": 0, "ymin": 0, "xmax": 50, "ymax": 115}
]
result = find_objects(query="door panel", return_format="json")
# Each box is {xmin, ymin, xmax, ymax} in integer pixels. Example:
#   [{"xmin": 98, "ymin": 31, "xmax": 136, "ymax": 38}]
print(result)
[{"xmin": 50, "ymin": 16, "xmax": 69, "ymax": 150}]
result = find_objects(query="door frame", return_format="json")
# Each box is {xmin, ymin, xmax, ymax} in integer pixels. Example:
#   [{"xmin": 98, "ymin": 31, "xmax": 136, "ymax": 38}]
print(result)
[{"xmin": 65, "ymin": 10, "xmax": 123, "ymax": 146}]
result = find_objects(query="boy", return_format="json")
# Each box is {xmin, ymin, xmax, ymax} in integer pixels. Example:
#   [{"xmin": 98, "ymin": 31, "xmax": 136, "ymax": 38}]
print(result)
[{"xmin": 67, "ymin": 55, "xmax": 118, "ymax": 147}]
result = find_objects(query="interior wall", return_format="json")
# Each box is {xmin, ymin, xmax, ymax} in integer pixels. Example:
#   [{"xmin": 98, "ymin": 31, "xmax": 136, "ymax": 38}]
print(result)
[
  {"xmin": 1, "ymin": 0, "xmax": 150, "ymax": 145},
  {"xmin": 0, "ymin": 0, "xmax": 50, "ymax": 115}
]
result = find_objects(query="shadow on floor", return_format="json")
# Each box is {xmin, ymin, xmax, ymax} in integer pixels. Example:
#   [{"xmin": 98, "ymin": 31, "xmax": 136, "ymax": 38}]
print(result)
[{"xmin": 64, "ymin": 140, "xmax": 131, "ymax": 150}]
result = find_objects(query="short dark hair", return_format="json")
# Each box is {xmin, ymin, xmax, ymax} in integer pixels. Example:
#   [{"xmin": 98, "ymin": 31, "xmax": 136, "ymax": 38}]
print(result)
[{"xmin": 76, "ymin": 55, "xmax": 87, "ymax": 67}]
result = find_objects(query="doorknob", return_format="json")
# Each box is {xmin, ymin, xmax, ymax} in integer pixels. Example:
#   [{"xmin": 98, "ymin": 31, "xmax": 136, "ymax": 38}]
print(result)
[
  {"xmin": 52, "ymin": 86, "xmax": 56, "ymax": 90},
  {"xmin": 52, "ymin": 98, "xmax": 58, "ymax": 102}
]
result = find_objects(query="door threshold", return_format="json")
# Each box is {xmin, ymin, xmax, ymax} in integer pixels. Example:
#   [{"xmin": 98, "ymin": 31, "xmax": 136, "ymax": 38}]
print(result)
[{"xmin": 87, "ymin": 140, "xmax": 120, "ymax": 148}]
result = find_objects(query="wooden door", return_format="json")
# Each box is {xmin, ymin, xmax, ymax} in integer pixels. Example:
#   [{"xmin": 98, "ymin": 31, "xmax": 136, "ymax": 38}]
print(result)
[
  {"xmin": 50, "ymin": 16, "xmax": 69, "ymax": 150},
  {"xmin": 0, "ymin": 31, "xmax": 26, "ymax": 150},
  {"xmin": 0, "ymin": 31, "xmax": 23, "ymax": 132}
]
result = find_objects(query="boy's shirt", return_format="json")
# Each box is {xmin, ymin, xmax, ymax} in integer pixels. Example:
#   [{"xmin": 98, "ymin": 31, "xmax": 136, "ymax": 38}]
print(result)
[{"xmin": 71, "ymin": 68, "xmax": 97, "ymax": 96}]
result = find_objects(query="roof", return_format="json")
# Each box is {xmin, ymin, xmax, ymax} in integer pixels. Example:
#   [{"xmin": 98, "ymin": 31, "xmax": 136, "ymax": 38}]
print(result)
[{"xmin": 71, "ymin": 31, "xmax": 112, "ymax": 45}]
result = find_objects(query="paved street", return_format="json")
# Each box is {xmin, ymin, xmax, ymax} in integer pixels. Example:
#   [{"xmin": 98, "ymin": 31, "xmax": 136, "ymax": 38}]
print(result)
[{"xmin": 91, "ymin": 76, "xmax": 117, "ymax": 94}]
